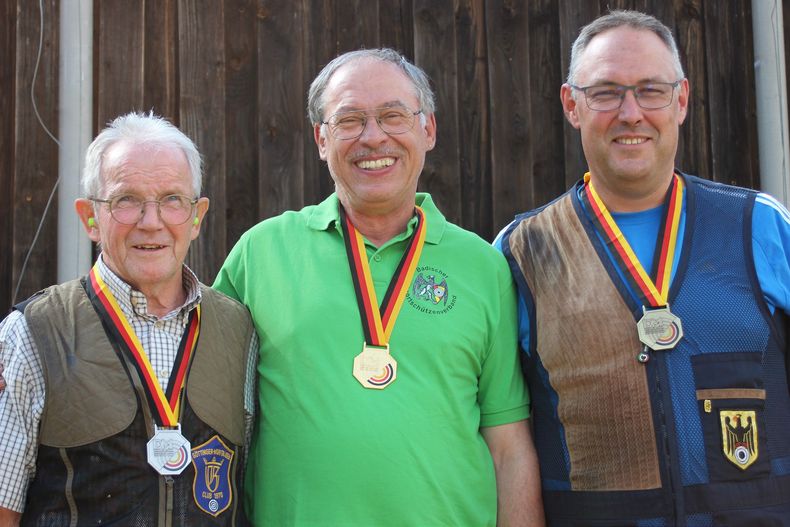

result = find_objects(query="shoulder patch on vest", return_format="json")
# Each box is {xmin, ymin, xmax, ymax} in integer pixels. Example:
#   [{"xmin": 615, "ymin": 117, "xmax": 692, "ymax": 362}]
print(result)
[
  {"xmin": 192, "ymin": 435, "xmax": 235, "ymax": 516},
  {"xmin": 13, "ymin": 288, "xmax": 47, "ymax": 313}
]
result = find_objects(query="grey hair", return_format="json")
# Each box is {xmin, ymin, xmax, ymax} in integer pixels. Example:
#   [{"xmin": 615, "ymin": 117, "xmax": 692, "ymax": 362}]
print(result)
[
  {"xmin": 82, "ymin": 111, "xmax": 203, "ymax": 198},
  {"xmin": 567, "ymin": 10, "xmax": 685, "ymax": 85},
  {"xmin": 307, "ymin": 48, "xmax": 436, "ymax": 125}
]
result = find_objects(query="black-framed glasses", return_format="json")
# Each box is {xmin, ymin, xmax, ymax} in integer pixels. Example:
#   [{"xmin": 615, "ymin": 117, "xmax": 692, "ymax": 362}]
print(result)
[
  {"xmin": 91, "ymin": 194, "xmax": 199, "ymax": 225},
  {"xmin": 322, "ymin": 106, "xmax": 423, "ymax": 140},
  {"xmin": 570, "ymin": 80, "xmax": 683, "ymax": 111}
]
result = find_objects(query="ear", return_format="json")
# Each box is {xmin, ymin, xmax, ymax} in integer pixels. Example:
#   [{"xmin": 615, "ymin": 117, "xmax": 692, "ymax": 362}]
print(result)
[
  {"xmin": 314, "ymin": 123, "xmax": 328, "ymax": 161},
  {"xmin": 423, "ymin": 112, "xmax": 437, "ymax": 151},
  {"xmin": 190, "ymin": 197, "xmax": 210, "ymax": 240},
  {"xmin": 676, "ymin": 78, "xmax": 690, "ymax": 126},
  {"xmin": 75, "ymin": 198, "xmax": 101, "ymax": 243},
  {"xmin": 560, "ymin": 84, "xmax": 581, "ymax": 129}
]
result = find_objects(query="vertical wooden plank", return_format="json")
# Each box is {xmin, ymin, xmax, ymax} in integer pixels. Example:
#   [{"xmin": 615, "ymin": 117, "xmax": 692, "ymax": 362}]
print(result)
[
  {"xmin": 0, "ymin": 1, "xmax": 16, "ymax": 310},
  {"xmin": 414, "ymin": 0, "xmax": 462, "ymax": 226},
  {"xmin": 13, "ymin": 0, "xmax": 59, "ymax": 303},
  {"xmin": 558, "ymin": 2, "xmax": 600, "ymax": 186},
  {"xmin": 257, "ymin": 0, "xmax": 308, "ymax": 219},
  {"xmin": 641, "ymin": 1, "xmax": 675, "ymax": 27},
  {"xmin": 455, "ymin": 0, "xmax": 491, "ymax": 238},
  {"xmin": 224, "ymin": 0, "xmax": 259, "ymax": 250},
  {"xmin": 302, "ymin": 0, "xmax": 336, "ymax": 205},
  {"xmin": 673, "ymin": 0, "xmax": 711, "ymax": 179},
  {"xmin": 95, "ymin": 0, "xmax": 144, "ymax": 126},
  {"xmin": 704, "ymin": 1, "xmax": 759, "ymax": 188},
  {"xmin": 178, "ymin": 0, "xmax": 227, "ymax": 280},
  {"xmin": 336, "ymin": 0, "xmax": 379, "ymax": 51},
  {"xmin": 379, "ymin": 0, "xmax": 414, "ymax": 55},
  {"xmin": 144, "ymin": 0, "xmax": 179, "ymax": 121},
  {"xmin": 604, "ymin": 0, "xmax": 636, "ymax": 12},
  {"xmin": 527, "ymin": 0, "xmax": 566, "ymax": 209},
  {"xmin": 486, "ymin": 0, "xmax": 531, "ymax": 233}
]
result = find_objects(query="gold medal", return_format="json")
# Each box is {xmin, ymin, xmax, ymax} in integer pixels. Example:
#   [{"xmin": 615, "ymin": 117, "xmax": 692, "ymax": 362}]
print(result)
[
  {"xmin": 341, "ymin": 206, "xmax": 426, "ymax": 390},
  {"xmin": 353, "ymin": 343, "xmax": 398, "ymax": 389}
]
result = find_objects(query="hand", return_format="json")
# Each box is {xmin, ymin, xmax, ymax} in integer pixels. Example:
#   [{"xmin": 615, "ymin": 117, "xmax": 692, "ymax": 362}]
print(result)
[{"xmin": 0, "ymin": 362, "xmax": 5, "ymax": 393}]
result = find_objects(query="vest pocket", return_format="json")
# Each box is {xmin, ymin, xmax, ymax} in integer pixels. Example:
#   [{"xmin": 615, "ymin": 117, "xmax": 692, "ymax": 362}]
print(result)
[
  {"xmin": 696, "ymin": 389, "xmax": 769, "ymax": 481},
  {"xmin": 692, "ymin": 352, "xmax": 770, "ymax": 482}
]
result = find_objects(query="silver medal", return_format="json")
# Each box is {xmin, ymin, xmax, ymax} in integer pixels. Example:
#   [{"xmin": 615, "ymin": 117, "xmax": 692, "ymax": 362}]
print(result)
[
  {"xmin": 637, "ymin": 305, "xmax": 683, "ymax": 351},
  {"xmin": 146, "ymin": 424, "xmax": 192, "ymax": 475}
]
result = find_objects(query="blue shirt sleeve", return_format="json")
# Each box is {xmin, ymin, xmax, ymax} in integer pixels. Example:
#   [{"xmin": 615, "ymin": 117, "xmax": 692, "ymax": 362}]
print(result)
[
  {"xmin": 753, "ymin": 193, "xmax": 790, "ymax": 314},
  {"xmin": 493, "ymin": 225, "xmax": 533, "ymax": 355}
]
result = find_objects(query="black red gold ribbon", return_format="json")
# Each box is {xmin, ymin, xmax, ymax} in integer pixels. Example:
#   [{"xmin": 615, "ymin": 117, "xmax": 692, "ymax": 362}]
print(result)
[
  {"xmin": 85, "ymin": 263, "xmax": 200, "ymax": 426},
  {"xmin": 340, "ymin": 206, "xmax": 426, "ymax": 346},
  {"xmin": 581, "ymin": 172, "xmax": 684, "ymax": 307}
]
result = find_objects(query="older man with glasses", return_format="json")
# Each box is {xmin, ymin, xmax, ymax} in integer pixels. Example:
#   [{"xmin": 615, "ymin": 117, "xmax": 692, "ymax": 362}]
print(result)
[
  {"xmin": 496, "ymin": 10, "xmax": 790, "ymax": 526},
  {"xmin": 0, "ymin": 112, "xmax": 258, "ymax": 526},
  {"xmin": 213, "ymin": 48, "xmax": 545, "ymax": 526}
]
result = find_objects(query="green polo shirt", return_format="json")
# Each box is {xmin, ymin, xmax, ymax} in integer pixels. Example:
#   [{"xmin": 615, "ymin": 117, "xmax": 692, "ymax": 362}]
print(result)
[{"xmin": 214, "ymin": 192, "xmax": 528, "ymax": 526}]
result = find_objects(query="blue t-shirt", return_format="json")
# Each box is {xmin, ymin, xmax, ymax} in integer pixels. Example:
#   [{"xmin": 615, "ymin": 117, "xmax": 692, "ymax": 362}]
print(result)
[{"xmin": 495, "ymin": 189, "xmax": 790, "ymax": 351}]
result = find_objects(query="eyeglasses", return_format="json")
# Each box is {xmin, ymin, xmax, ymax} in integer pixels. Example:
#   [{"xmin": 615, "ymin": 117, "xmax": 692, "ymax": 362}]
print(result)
[
  {"xmin": 322, "ymin": 106, "xmax": 423, "ymax": 140},
  {"xmin": 570, "ymin": 80, "xmax": 683, "ymax": 111},
  {"xmin": 91, "ymin": 194, "xmax": 199, "ymax": 225}
]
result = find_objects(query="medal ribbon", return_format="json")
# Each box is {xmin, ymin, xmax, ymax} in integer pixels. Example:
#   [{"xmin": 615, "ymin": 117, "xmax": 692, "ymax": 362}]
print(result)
[
  {"xmin": 85, "ymin": 263, "xmax": 200, "ymax": 426},
  {"xmin": 340, "ymin": 206, "xmax": 427, "ymax": 346},
  {"xmin": 581, "ymin": 172, "xmax": 684, "ymax": 307}
]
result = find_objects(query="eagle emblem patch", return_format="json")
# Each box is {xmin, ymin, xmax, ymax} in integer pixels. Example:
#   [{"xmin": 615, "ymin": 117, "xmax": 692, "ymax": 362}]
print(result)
[
  {"xmin": 407, "ymin": 266, "xmax": 457, "ymax": 314},
  {"xmin": 412, "ymin": 273, "xmax": 449, "ymax": 305},
  {"xmin": 720, "ymin": 410, "xmax": 758, "ymax": 470},
  {"xmin": 192, "ymin": 435, "xmax": 234, "ymax": 516}
]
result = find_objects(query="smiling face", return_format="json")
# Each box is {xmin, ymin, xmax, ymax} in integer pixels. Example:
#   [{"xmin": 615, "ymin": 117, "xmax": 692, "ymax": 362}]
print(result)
[
  {"xmin": 560, "ymin": 27, "xmax": 689, "ymax": 211},
  {"xmin": 75, "ymin": 140, "xmax": 208, "ymax": 298},
  {"xmin": 314, "ymin": 58, "xmax": 436, "ymax": 219}
]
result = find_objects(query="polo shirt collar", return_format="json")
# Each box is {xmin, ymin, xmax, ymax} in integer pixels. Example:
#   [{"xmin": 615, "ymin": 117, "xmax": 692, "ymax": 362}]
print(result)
[{"xmin": 306, "ymin": 192, "xmax": 446, "ymax": 244}]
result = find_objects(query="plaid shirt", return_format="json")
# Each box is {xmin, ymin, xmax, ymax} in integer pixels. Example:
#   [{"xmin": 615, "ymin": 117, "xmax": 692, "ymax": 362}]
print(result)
[{"xmin": 0, "ymin": 256, "xmax": 258, "ymax": 512}]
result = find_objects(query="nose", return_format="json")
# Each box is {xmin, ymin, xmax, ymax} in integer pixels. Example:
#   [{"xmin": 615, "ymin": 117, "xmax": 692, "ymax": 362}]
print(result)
[
  {"xmin": 357, "ymin": 116, "xmax": 389, "ymax": 145},
  {"xmin": 137, "ymin": 201, "xmax": 164, "ymax": 229},
  {"xmin": 618, "ymin": 88, "xmax": 643, "ymax": 124}
]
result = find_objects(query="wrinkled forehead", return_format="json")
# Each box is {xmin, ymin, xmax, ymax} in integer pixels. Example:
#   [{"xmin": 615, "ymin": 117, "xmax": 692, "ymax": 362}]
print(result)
[
  {"xmin": 322, "ymin": 58, "xmax": 420, "ymax": 116},
  {"xmin": 576, "ymin": 27, "xmax": 678, "ymax": 85},
  {"xmin": 100, "ymin": 141, "xmax": 192, "ymax": 191}
]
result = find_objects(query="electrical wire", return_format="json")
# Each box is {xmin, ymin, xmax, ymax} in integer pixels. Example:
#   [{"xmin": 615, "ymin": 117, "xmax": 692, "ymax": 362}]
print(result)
[{"xmin": 12, "ymin": 0, "xmax": 62, "ymax": 305}]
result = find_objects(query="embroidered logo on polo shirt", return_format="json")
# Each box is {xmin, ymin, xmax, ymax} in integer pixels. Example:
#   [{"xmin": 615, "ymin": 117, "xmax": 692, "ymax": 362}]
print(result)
[
  {"xmin": 192, "ymin": 435, "xmax": 234, "ymax": 516},
  {"xmin": 720, "ymin": 410, "xmax": 759, "ymax": 470},
  {"xmin": 406, "ymin": 266, "xmax": 457, "ymax": 315}
]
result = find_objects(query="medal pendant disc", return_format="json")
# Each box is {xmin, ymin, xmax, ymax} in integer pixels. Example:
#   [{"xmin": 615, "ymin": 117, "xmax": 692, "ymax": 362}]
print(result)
[
  {"xmin": 146, "ymin": 426, "xmax": 192, "ymax": 475},
  {"xmin": 637, "ymin": 306, "xmax": 684, "ymax": 351},
  {"xmin": 353, "ymin": 344, "xmax": 397, "ymax": 389}
]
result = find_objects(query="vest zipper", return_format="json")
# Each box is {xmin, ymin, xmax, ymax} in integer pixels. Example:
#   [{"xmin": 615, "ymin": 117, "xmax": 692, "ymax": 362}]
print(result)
[
  {"xmin": 165, "ymin": 475, "xmax": 175, "ymax": 527},
  {"xmin": 653, "ymin": 354, "xmax": 683, "ymax": 524},
  {"xmin": 58, "ymin": 447, "xmax": 79, "ymax": 527}
]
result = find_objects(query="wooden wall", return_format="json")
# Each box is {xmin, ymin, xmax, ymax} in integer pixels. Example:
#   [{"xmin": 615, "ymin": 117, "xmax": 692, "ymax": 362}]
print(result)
[{"xmin": 0, "ymin": 0, "xmax": 762, "ymax": 310}]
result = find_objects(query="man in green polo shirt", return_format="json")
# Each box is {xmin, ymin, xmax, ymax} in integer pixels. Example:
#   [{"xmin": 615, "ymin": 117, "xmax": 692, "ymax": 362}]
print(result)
[{"xmin": 213, "ymin": 48, "xmax": 544, "ymax": 526}]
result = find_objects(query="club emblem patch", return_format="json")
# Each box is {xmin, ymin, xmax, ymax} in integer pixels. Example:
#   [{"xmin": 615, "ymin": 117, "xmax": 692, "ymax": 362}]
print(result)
[
  {"xmin": 407, "ymin": 266, "xmax": 457, "ymax": 314},
  {"xmin": 413, "ymin": 273, "xmax": 449, "ymax": 305},
  {"xmin": 720, "ymin": 410, "xmax": 758, "ymax": 470},
  {"xmin": 192, "ymin": 435, "xmax": 234, "ymax": 516}
]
